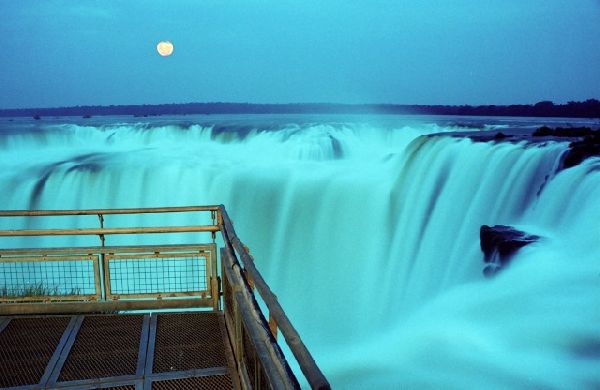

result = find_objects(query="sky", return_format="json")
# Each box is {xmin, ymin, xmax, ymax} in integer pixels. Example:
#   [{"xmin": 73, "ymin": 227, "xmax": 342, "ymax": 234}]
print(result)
[{"xmin": 1, "ymin": 0, "xmax": 599, "ymax": 108}]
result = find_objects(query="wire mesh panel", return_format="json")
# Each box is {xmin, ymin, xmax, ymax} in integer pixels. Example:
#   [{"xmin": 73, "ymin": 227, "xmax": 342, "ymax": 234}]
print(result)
[
  {"xmin": 57, "ymin": 315, "xmax": 144, "ymax": 382},
  {"xmin": 151, "ymin": 375, "xmax": 233, "ymax": 390},
  {"xmin": 152, "ymin": 313, "xmax": 229, "ymax": 373},
  {"xmin": 105, "ymin": 252, "xmax": 210, "ymax": 299},
  {"xmin": 0, "ymin": 316, "xmax": 72, "ymax": 387},
  {"xmin": 0, "ymin": 255, "xmax": 100, "ymax": 302}
]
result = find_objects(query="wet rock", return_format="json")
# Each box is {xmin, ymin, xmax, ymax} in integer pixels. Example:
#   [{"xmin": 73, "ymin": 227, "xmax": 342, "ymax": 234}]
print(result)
[
  {"xmin": 493, "ymin": 132, "xmax": 510, "ymax": 140},
  {"xmin": 531, "ymin": 126, "xmax": 600, "ymax": 170},
  {"xmin": 480, "ymin": 225, "xmax": 539, "ymax": 277},
  {"xmin": 562, "ymin": 132, "xmax": 600, "ymax": 169},
  {"xmin": 532, "ymin": 126, "xmax": 596, "ymax": 137}
]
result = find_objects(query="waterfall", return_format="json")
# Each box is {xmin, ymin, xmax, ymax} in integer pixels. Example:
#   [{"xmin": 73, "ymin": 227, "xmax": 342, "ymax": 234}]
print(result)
[{"xmin": 1, "ymin": 116, "xmax": 598, "ymax": 388}]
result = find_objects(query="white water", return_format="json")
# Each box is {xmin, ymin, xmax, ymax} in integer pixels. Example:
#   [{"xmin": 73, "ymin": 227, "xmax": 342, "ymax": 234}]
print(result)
[{"xmin": 1, "ymin": 116, "xmax": 599, "ymax": 388}]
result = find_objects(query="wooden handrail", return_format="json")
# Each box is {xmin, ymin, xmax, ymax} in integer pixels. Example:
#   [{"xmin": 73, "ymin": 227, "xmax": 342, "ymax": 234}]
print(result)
[
  {"xmin": 0, "ymin": 205, "xmax": 219, "ymax": 217},
  {"xmin": 0, "ymin": 225, "xmax": 219, "ymax": 237},
  {"xmin": 0, "ymin": 298, "xmax": 213, "ymax": 316},
  {"xmin": 218, "ymin": 205, "xmax": 331, "ymax": 390},
  {"xmin": 221, "ymin": 246, "xmax": 298, "ymax": 389},
  {"xmin": 0, "ymin": 244, "xmax": 210, "ymax": 256}
]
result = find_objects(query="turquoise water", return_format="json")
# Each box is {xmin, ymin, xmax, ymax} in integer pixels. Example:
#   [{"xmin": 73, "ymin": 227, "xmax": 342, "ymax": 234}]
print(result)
[{"xmin": 1, "ymin": 114, "xmax": 599, "ymax": 388}]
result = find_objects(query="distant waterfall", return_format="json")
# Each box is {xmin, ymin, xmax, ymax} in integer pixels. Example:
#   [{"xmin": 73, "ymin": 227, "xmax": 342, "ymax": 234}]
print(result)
[{"xmin": 1, "ymin": 117, "xmax": 598, "ymax": 389}]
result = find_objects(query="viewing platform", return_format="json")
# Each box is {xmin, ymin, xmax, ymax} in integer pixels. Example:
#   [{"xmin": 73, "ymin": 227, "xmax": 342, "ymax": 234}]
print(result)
[{"xmin": 0, "ymin": 206, "xmax": 330, "ymax": 390}]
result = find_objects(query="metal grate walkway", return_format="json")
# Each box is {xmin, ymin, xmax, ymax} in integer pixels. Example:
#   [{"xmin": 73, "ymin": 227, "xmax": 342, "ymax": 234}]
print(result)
[{"xmin": 0, "ymin": 312, "xmax": 238, "ymax": 390}]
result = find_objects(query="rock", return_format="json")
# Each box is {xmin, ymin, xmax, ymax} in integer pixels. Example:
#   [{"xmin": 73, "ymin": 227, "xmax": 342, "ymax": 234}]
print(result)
[
  {"xmin": 531, "ymin": 126, "xmax": 600, "ymax": 170},
  {"xmin": 480, "ymin": 225, "xmax": 539, "ymax": 277},
  {"xmin": 533, "ymin": 126, "xmax": 596, "ymax": 137},
  {"xmin": 562, "ymin": 132, "xmax": 600, "ymax": 169}
]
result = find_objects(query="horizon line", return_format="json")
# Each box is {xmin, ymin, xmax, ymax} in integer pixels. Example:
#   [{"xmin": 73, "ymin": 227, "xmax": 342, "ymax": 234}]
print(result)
[{"xmin": 2, "ymin": 99, "xmax": 599, "ymax": 112}]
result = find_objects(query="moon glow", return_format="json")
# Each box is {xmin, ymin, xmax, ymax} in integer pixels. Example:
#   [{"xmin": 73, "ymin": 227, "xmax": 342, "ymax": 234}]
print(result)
[{"xmin": 157, "ymin": 41, "xmax": 174, "ymax": 57}]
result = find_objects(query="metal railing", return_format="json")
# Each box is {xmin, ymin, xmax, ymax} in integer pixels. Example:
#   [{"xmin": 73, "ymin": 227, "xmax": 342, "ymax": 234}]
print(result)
[{"xmin": 0, "ymin": 205, "xmax": 330, "ymax": 390}]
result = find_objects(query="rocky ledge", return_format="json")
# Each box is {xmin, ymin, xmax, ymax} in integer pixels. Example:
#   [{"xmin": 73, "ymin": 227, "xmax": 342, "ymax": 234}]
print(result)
[
  {"xmin": 480, "ymin": 225, "xmax": 539, "ymax": 277},
  {"xmin": 438, "ymin": 126, "xmax": 600, "ymax": 171}
]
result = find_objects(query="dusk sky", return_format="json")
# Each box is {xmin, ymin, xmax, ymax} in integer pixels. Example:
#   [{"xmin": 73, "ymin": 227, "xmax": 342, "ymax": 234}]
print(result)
[{"xmin": 1, "ymin": 0, "xmax": 599, "ymax": 109}]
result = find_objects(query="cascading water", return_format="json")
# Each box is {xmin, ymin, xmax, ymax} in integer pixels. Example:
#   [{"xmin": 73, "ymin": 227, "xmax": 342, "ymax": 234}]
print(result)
[{"xmin": 0, "ymin": 115, "xmax": 598, "ymax": 388}]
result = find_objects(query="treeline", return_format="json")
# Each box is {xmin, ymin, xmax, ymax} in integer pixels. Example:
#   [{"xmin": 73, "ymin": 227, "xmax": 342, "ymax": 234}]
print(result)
[
  {"xmin": 407, "ymin": 99, "xmax": 600, "ymax": 118},
  {"xmin": 1, "ymin": 99, "xmax": 599, "ymax": 118}
]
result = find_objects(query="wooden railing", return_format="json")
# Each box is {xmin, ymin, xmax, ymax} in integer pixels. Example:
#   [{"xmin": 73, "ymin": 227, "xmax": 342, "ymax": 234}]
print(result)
[
  {"xmin": 218, "ymin": 206, "xmax": 330, "ymax": 390},
  {"xmin": 0, "ymin": 205, "xmax": 330, "ymax": 390}
]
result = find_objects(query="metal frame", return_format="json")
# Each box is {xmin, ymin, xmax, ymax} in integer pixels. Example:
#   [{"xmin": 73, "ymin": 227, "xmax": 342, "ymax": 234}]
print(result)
[
  {"xmin": 0, "ymin": 254, "xmax": 101, "ymax": 303},
  {"xmin": 0, "ymin": 205, "xmax": 330, "ymax": 390},
  {"xmin": 44, "ymin": 314, "xmax": 150, "ymax": 389},
  {"xmin": 104, "ymin": 251, "xmax": 211, "ymax": 300},
  {"xmin": 0, "ymin": 244, "xmax": 217, "ymax": 309},
  {"xmin": 142, "ymin": 313, "xmax": 233, "ymax": 389}
]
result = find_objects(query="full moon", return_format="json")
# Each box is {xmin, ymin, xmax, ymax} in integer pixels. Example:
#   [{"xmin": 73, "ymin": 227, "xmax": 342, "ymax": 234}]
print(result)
[{"xmin": 156, "ymin": 41, "xmax": 174, "ymax": 57}]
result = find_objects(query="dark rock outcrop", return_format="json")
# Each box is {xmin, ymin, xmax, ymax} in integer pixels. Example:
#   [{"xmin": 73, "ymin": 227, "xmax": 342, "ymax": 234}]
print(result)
[
  {"xmin": 480, "ymin": 225, "xmax": 539, "ymax": 277},
  {"xmin": 532, "ymin": 126, "xmax": 596, "ymax": 137},
  {"xmin": 531, "ymin": 126, "xmax": 600, "ymax": 170},
  {"xmin": 493, "ymin": 132, "xmax": 510, "ymax": 140},
  {"xmin": 562, "ymin": 132, "xmax": 600, "ymax": 169}
]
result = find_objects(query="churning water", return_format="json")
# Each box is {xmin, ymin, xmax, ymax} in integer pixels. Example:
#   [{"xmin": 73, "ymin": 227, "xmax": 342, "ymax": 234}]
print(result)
[{"xmin": 1, "ymin": 114, "xmax": 599, "ymax": 388}]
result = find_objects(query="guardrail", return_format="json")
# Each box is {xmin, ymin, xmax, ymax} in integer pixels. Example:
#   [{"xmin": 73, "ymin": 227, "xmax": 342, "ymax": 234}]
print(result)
[{"xmin": 0, "ymin": 205, "xmax": 330, "ymax": 390}]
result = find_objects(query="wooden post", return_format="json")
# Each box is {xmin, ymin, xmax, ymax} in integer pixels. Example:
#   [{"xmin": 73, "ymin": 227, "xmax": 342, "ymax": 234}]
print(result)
[{"xmin": 98, "ymin": 213, "xmax": 106, "ymax": 300}]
